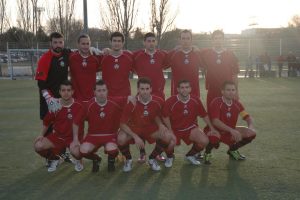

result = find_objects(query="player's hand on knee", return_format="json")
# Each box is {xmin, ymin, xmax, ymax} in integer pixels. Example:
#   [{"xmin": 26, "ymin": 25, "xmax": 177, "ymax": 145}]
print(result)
[
  {"xmin": 230, "ymin": 129, "xmax": 242, "ymax": 142},
  {"xmin": 34, "ymin": 135, "xmax": 44, "ymax": 144},
  {"xmin": 70, "ymin": 140, "xmax": 80, "ymax": 150},
  {"xmin": 134, "ymin": 136, "xmax": 145, "ymax": 150},
  {"xmin": 207, "ymin": 128, "xmax": 220, "ymax": 137}
]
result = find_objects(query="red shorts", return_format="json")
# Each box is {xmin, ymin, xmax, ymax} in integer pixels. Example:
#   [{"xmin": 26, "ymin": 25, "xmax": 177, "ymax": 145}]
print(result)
[
  {"xmin": 128, "ymin": 125, "xmax": 158, "ymax": 144},
  {"xmin": 82, "ymin": 134, "xmax": 117, "ymax": 147},
  {"xmin": 174, "ymin": 125, "xmax": 198, "ymax": 145},
  {"xmin": 47, "ymin": 133, "xmax": 72, "ymax": 152},
  {"xmin": 204, "ymin": 127, "xmax": 235, "ymax": 146}
]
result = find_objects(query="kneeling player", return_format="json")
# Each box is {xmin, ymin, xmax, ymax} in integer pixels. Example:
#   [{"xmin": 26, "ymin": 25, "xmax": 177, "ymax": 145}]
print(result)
[
  {"xmin": 78, "ymin": 80, "xmax": 126, "ymax": 172},
  {"xmin": 34, "ymin": 81, "xmax": 85, "ymax": 172},
  {"xmin": 162, "ymin": 80, "xmax": 218, "ymax": 167},
  {"xmin": 118, "ymin": 78, "xmax": 173, "ymax": 172},
  {"xmin": 204, "ymin": 81, "xmax": 256, "ymax": 164}
]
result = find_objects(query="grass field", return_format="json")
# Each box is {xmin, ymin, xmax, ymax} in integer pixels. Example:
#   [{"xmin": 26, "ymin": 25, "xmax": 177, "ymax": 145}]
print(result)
[{"xmin": 0, "ymin": 78, "xmax": 299, "ymax": 200}]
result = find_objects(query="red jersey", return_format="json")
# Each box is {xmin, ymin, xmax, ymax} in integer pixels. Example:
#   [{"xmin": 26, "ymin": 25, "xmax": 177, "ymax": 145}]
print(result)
[
  {"xmin": 133, "ymin": 49, "xmax": 168, "ymax": 99},
  {"xmin": 120, "ymin": 95, "xmax": 163, "ymax": 131},
  {"xmin": 209, "ymin": 97, "xmax": 250, "ymax": 131},
  {"xmin": 85, "ymin": 97, "xmax": 126, "ymax": 135},
  {"xmin": 200, "ymin": 48, "xmax": 239, "ymax": 93},
  {"xmin": 43, "ymin": 100, "xmax": 85, "ymax": 139},
  {"xmin": 167, "ymin": 49, "xmax": 202, "ymax": 97},
  {"xmin": 101, "ymin": 51, "xmax": 133, "ymax": 97},
  {"xmin": 69, "ymin": 52, "xmax": 102, "ymax": 102},
  {"xmin": 162, "ymin": 95, "xmax": 207, "ymax": 132}
]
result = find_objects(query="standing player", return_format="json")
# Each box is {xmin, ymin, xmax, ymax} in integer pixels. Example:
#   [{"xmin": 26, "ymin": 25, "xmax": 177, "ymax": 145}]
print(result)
[
  {"xmin": 117, "ymin": 78, "xmax": 173, "ymax": 172},
  {"xmin": 162, "ymin": 80, "xmax": 217, "ymax": 167},
  {"xmin": 204, "ymin": 81, "xmax": 256, "ymax": 164},
  {"xmin": 69, "ymin": 34, "xmax": 102, "ymax": 140},
  {"xmin": 35, "ymin": 32, "xmax": 72, "ymax": 164},
  {"xmin": 101, "ymin": 32, "xmax": 133, "ymax": 97},
  {"xmin": 133, "ymin": 32, "xmax": 168, "ymax": 99},
  {"xmin": 78, "ymin": 80, "xmax": 126, "ymax": 172},
  {"xmin": 199, "ymin": 30, "xmax": 240, "ymax": 107},
  {"xmin": 167, "ymin": 29, "xmax": 203, "ymax": 98},
  {"xmin": 35, "ymin": 32, "xmax": 69, "ymax": 118},
  {"xmin": 69, "ymin": 34, "xmax": 102, "ymax": 104},
  {"xmin": 133, "ymin": 32, "xmax": 168, "ymax": 162},
  {"xmin": 33, "ymin": 81, "xmax": 85, "ymax": 172}
]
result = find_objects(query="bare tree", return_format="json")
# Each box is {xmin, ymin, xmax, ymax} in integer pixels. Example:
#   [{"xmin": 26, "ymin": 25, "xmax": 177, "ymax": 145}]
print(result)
[
  {"xmin": 100, "ymin": 0, "xmax": 138, "ymax": 49},
  {"xmin": 0, "ymin": 0, "xmax": 7, "ymax": 34},
  {"xmin": 289, "ymin": 15, "xmax": 300, "ymax": 27},
  {"xmin": 150, "ymin": 0, "xmax": 177, "ymax": 47},
  {"xmin": 46, "ymin": 0, "xmax": 76, "ymax": 44},
  {"xmin": 17, "ymin": 0, "xmax": 32, "ymax": 32}
]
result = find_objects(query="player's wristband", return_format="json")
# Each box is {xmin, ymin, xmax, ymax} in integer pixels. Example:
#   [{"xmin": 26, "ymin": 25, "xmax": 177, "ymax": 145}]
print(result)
[{"xmin": 42, "ymin": 90, "xmax": 52, "ymax": 99}]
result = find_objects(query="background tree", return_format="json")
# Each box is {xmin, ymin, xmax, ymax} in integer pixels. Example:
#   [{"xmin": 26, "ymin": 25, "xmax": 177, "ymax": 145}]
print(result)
[
  {"xmin": 289, "ymin": 15, "xmax": 300, "ymax": 27},
  {"xmin": 17, "ymin": 0, "xmax": 32, "ymax": 32},
  {"xmin": 150, "ymin": 0, "xmax": 177, "ymax": 47},
  {"xmin": 46, "ymin": 0, "xmax": 76, "ymax": 45},
  {"xmin": 0, "ymin": 0, "xmax": 9, "ymax": 34},
  {"xmin": 100, "ymin": 0, "xmax": 138, "ymax": 49}
]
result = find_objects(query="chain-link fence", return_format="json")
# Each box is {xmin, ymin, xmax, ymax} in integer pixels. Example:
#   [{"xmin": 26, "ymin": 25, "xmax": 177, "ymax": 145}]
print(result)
[{"xmin": 1, "ymin": 37, "xmax": 300, "ymax": 79}]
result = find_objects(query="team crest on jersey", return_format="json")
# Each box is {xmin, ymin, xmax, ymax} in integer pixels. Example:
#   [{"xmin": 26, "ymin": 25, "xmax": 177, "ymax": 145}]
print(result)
[
  {"xmin": 226, "ymin": 112, "xmax": 231, "ymax": 118},
  {"xmin": 99, "ymin": 112, "xmax": 106, "ymax": 118},
  {"xmin": 59, "ymin": 60, "xmax": 65, "ymax": 67},
  {"xmin": 114, "ymin": 64, "xmax": 120, "ymax": 70},
  {"xmin": 67, "ymin": 113, "xmax": 73, "ymax": 119},
  {"xmin": 150, "ymin": 58, "xmax": 155, "ymax": 64},
  {"xmin": 82, "ymin": 59, "xmax": 87, "ymax": 67},
  {"xmin": 143, "ymin": 110, "xmax": 149, "ymax": 116},
  {"xmin": 183, "ymin": 109, "xmax": 189, "ymax": 115}
]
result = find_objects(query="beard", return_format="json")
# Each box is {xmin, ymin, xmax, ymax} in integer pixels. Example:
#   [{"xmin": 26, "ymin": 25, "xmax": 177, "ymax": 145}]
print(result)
[{"xmin": 53, "ymin": 47, "xmax": 63, "ymax": 53}]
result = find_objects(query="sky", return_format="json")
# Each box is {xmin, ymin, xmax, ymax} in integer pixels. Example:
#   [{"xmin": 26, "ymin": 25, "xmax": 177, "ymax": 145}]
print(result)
[{"xmin": 8, "ymin": 0, "xmax": 300, "ymax": 34}]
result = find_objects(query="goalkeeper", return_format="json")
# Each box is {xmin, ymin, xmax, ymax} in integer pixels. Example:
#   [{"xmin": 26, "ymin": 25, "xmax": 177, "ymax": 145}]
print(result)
[{"xmin": 35, "ymin": 32, "xmax": 71, "ymax": 164}]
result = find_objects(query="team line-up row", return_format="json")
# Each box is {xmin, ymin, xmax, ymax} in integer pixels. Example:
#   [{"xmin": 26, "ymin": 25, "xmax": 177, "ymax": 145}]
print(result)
[{"xmin": 33, "ymin": 30, "xmax": 256, "ymax": 172}]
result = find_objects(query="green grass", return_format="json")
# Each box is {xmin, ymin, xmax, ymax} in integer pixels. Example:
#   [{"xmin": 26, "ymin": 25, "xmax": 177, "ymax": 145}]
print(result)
[{"xmin": 0, "ymin": 78, "xmax": 299, "ymax": 200}]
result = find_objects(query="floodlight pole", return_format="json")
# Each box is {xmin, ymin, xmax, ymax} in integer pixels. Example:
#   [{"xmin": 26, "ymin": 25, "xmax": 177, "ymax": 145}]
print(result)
[{"xmin": 83, "ymin": 0, "xmax": 88, "ymax": 33}]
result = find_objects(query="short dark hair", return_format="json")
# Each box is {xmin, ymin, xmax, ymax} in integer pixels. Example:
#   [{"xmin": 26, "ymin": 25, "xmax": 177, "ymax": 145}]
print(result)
[
  {"xmin": 144, "ymin": 32, "xmax": 156, "ymax": 41},
  {"xmin": 50, "ymin": 32, "xmax": 64, "ymax": 42},
  {"xmin": 212, "ymin": 30, "xmax": 224, "ymax": 39},
  {"xmin": 60, "ymin": 80, "xmax": 72, "ymax": 89},
  {"xmin": 177, "ymin": 79, "xmax": 191, "ymax": 88},
  {"xmin": 77, "ymin": 33, "xmax": 90, "ymax": 43},
  {"xmin": 180, "ymin": 29, "xmax": 192, "ymax": 39},
  {"xmin": 222, "ymin": 80, "xmax": 236, "ymax": 90},
  {"xmin": 137, "ymin": 77, "xmax": 152, "ymax": 88},
  {"xmin": 94, "ymin": 80, "xmax": 107, "ymax": 90},
  {"xmin": 110, "ymin": 31, "xmax": 125, "ymax": 42}
]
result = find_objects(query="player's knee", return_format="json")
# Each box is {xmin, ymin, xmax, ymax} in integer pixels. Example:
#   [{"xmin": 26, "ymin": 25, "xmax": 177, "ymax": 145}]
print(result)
[
  {"xmin": 80, "ymin": 144, "xmax": 91, "ymax": 154},
  {"xmin": 201, "ymin": 135, "xmax": 209, "ymax": 147},
  {"xmin": 105, "ymin": 143, "xmax": 118, "ymax": 152},
  {"xmin": 117, "ymin": 133, "xmax": 127, "ymax": 145},
  {"xmin": 34, "ymin": 141, "xmax": 45, "ymax": 152}
]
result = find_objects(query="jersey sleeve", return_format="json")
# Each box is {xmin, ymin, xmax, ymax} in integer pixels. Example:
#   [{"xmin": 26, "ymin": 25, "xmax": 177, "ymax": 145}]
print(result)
[
  {"xmin": 237, "ymin": 101, "xmax": 250, "ymax": 120},
  {"xmin": 43, "ymin": 112, "xmax": 55, "ymax": 127},
  {"xmin": 35, "ymin": 51, "xmax": 52, "ymax": 81},
  {"xmin": 208, "ymin": 100, "xmax": 220, "ymax": 120},
  {"xmin": 120, "ymin": 102, "xmax": 135, "ymax": 124},
  {"xmin": 73, "ymin": 104, "xmax": 86, "ymax": 126}
]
